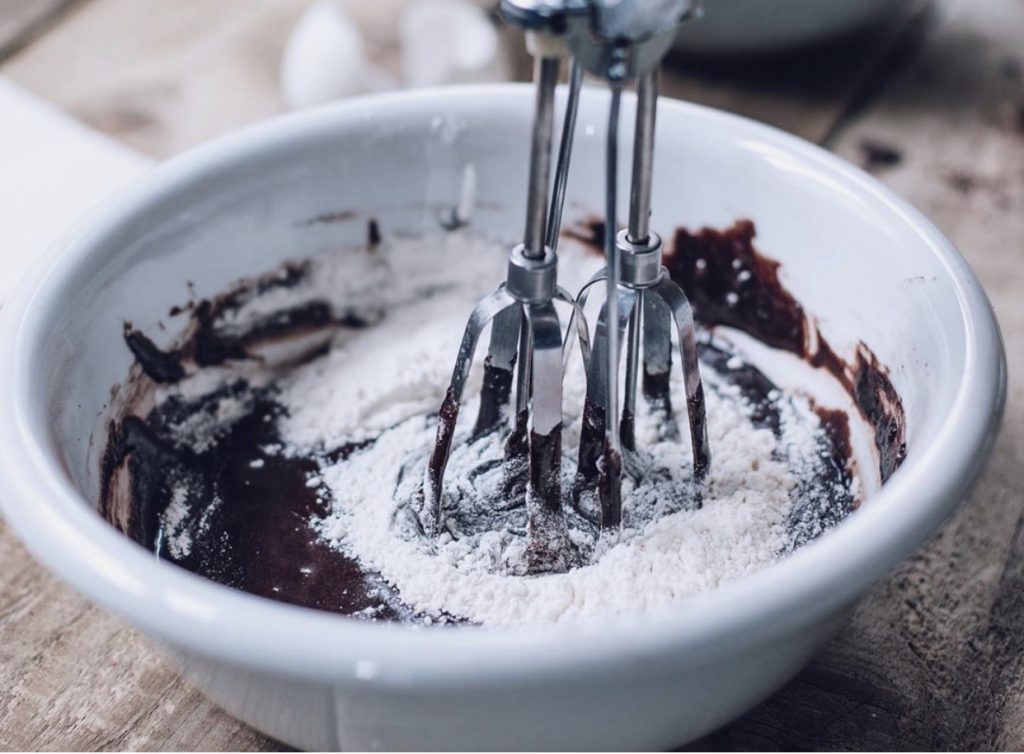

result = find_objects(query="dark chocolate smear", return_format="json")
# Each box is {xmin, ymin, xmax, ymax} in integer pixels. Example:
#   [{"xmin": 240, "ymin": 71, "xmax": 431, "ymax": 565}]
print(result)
[
  {"xmin": 667, "ymin": 220, "xmax": 806, "ymax": 354},
  {"xmin": 664, "ymin": 220, "xmax": 906, "ymax": 483},
  {"xmin": 192, "ymin": 300, "xmax": 345, "ymax": 367},
  {"xmin": 367, "ymin": 218, "xmax": 382, "ymax": 248},
  {"xmin": 123, "ymin": 324, "xmax": 185, "ymax": 384},
  {"xmin": 425, "ymin": 387, "xmax": 460, "ymax": 533},
  {"xmin": 297, "ymin": 210, "xmax": 358, "ymax": 226},
  {"xmin": 473, "ymin": 359, "xmax": 514, "ymax": 438},
  {"xmin": 106, "ymin": 385, "xmax": 406, "ymax": 619},
  {"xmin": 858, "ymin": 139, "xmax": 904, "ymax": 171}
]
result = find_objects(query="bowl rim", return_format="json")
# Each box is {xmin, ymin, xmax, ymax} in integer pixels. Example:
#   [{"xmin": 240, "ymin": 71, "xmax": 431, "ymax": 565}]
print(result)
[{"xmin": 0, "ymin": 84, "xmax": 1006, "ymax": 687}]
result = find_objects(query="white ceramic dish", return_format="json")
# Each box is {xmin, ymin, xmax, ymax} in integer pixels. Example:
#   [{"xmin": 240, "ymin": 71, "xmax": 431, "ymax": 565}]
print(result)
[
  {"xmin": 673, "ymin": 0, "xmax": 917, "ymax": 56},
  {"xmin": 0, "ymin": 86, "xmax": 1004, "ymax": 750}
]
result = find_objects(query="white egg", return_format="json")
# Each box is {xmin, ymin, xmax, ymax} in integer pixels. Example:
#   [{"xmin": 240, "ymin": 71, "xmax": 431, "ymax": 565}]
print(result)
[
  {"xmin": 279, "ymin": 1, "xmax": 368, "ymax": 110},
  {"xmin": 400, "ymin": 0, "xmax": 505, "ymax": 89}
]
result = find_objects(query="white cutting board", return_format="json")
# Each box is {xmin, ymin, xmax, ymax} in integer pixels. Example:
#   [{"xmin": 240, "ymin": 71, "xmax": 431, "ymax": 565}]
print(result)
[{"xmin": 0, "ymin": 78, "xmax": 150, "ymax": 303}]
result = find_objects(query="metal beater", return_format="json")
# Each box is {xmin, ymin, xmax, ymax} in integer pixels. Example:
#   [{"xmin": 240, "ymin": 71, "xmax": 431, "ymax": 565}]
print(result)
[
  {"xmin": 423, "ymin": 25, "xmax": 588, "ymax": 572},
  {"xmin": 425, "ymin": 0, "xmax": 711, "ymax": 568}
]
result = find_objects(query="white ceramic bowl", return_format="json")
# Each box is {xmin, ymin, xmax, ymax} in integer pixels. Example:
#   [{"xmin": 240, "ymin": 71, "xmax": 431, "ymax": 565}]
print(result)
[
  {"xmin": 0, "ymin": 86, "xmax": 1004, "ymax": 750},
  {"xmin": 674, "ymin": 0, "xmax": 917, "ymax": 56}
]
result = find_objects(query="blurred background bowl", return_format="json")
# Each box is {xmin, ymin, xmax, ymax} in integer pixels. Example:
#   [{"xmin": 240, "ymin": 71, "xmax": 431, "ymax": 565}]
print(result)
[{"xmin": 674, "ymin": 0, "xmax": 921, "ymax": 56}]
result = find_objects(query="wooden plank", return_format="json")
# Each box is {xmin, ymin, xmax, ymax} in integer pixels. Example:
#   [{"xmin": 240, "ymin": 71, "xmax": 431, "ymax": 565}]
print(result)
[
  {"xmin": 0, "ymin": 526, "xmax": 279, "ymax": 750},
  {"xmin": 691, "ymin": 0, "xmax": 1024, "ymax": 747},
  {"xmin": 1, "ymin": 0, "xmax": 313, "ymax": 158},
  {"xmin": 0, "ymin": 0, "xmax": 82, "ymax": 62}
]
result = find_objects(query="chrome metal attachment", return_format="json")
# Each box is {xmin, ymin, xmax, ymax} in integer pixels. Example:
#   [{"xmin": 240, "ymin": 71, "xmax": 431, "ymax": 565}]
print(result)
[
  {"xmin": 572, "ymin": 69, "xmax": 711, "ymax": 528},
  {"xmin": 424, "ymin": 46, "xmax": 588, "ymax": 572},
  {"xmin": 426, "ymin": 0, "xmax": 711, "ymax": 561}
]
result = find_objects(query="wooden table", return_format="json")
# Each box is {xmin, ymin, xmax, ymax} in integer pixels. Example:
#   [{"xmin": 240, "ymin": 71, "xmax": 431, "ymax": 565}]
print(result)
[{"xmin": 1, "ymin": 0, "xmax": 1021, "ymax": 749}]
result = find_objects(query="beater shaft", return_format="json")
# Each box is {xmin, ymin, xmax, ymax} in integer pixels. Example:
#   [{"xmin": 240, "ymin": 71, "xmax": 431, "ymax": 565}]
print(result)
[
  {"xmin": 547, "ymin": 60, "xmax": 584, "ymax": 253},
  {"xmin": 574, "ymin": 67, "xmax": 711, "ymax": 526},
  {"xmin": 524, "ymin": 56, "xmax": 559, "ymax": 258},
  {"xmin": 426, "ymin": 45, "xmax": 590, "ymax": 572},
  {"xmin": 600, "ymin": 79, "xmax": 624, "ymax": 522},
  {"xmin": 628, "ymin": 71, "xmax": 657, "ymax": 245}
]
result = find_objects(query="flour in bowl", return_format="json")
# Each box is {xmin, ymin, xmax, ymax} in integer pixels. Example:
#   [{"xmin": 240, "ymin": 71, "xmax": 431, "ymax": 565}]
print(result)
[{"xmin": 102, "ymin": 221, "xmax": 863, "ymax": 627}]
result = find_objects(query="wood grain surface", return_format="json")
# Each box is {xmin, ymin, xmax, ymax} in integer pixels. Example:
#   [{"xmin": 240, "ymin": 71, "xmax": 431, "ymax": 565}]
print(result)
[
  {"xmin": 1, "ymin": 0, "xmax": 1021, "ymax": 749},
  {"xmin": 0, "ymin": 0, "xmax": 80, "ymax": 62}
]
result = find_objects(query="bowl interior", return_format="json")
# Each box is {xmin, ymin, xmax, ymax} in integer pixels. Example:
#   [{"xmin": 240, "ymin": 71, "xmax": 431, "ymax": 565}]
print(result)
[
  {"xmin": 32, "ymin": 88, "xmax": 958, "ymax": 508},
  {"xmin": 4, "ymin": 87, "xmax": 999, "ymax": 679}
]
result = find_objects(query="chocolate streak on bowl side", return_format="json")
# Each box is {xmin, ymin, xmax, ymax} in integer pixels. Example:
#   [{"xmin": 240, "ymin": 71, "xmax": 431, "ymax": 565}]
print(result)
[
  {"xmin": 563, "ymin": 216, "xmax": 905, "ymax": 504},
  {"xmin": 106, "ymin": 386, "xmax": 403, "ymax": 618},
  {"xmin": 664, "ymin": 220, "xmax": 906, "ymax": 482},
  {"xmin": 101, "ymin": 262, "xmax": 412, "ymax": 620},
  {"xmin": 122, "ymin": 325, "xmax": 186, "ymax": 383},
  {"xmin": 101, "ymin": 220, "xmax": 865, "ymax": 620},
  {"xmin": 187, "ymin": 262, "xmax": 376, "ymax": 370}
]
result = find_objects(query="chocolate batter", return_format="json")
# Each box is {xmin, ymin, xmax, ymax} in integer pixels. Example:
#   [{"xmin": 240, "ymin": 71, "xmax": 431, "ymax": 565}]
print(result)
[
  {"xmin": 100, "ymin": 219, "xmax": 903, "ymax": 622},
  {"xmin": 569, "ymin": 218, "xmax": 906, "ymax": 482}
]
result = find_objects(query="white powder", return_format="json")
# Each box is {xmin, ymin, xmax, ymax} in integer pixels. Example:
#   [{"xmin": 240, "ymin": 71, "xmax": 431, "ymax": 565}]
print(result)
[
  {"xmin": 152, "ymin": 228, "xmax": 855, "ymax": 627},
  {"xmin": 314, "ymin": 384, "xmax": 796, "ymax": 627},
  {"xmin": 157, "ymin": 486, "xmax": 193, "ymax": 559},
  {"xmin": 275, "ymin": 231, "xmax": 843, "ymax": 626},
  {"xmin": 156, "ymin": 484, "xmax": 222, "ymax": 560}
]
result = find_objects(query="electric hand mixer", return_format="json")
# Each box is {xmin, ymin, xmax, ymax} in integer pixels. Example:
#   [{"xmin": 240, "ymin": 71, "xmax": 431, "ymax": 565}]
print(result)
[{"xmin": 424, "ymin": 0, "xmax": 711, "ymax": 572}]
